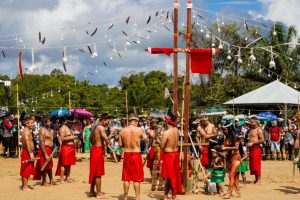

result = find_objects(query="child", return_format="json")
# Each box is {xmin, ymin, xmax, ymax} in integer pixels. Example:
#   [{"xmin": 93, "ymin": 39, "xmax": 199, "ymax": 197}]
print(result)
[
  {"xmin": 237, "ymin": 134, "xmax": 248, "ymax": 187},
  {"xmin": 207, "ymin": 148, "xmax": 225, "ymax": 196}
]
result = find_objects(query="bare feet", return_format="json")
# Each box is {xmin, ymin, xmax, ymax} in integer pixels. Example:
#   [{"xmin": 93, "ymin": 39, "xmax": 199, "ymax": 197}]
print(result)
[
  {"xmin": 124, "ymin": 193, "xmax": 128, "ymax": 200},
  {"xmin": 21, "ymin": 187, "xmax": 33, "ymax": 191},
  {"xmin": 223, "ymin": 193, "xmax": 232, "ymax": 199},
  {"xmin": 219, "ymin": 192, "xmax": 226, "ymax": 197},
  {"xmin": 41, "ymin": 182, "xmax": 50, "ymax": 187},
  {"xmin": 88, "ymin": 191, "xmax": 96, "ymax": 197},
  {"xmin": 96, "ymin": 192, "xmax": 105, "ymax": 199}
]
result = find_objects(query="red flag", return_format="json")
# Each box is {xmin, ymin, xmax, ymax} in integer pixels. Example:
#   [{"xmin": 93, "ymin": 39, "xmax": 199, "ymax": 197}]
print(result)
[
  {"xmin": 18, "ymin": 49, "xmax": 23, "ymax": 80},
  {"xmin": 190, "ymin": 49, "xmax": 214, "ymax": 74},
  {"xmin": 145, "ymin": 48, "xmax": 173, "ymax": 57},
  {"xmin": 146, "ymin": 47, "xmax": 218, "ymax": 75}
]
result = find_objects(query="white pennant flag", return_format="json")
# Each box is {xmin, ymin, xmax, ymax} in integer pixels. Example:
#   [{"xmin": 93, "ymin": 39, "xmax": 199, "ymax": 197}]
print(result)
[{"xmin": 164, "ymin": 87, "xmax": 171, "ymax": 99}]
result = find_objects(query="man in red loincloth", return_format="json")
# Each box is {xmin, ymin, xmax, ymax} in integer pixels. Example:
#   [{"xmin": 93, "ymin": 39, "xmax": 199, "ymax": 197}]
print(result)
[
  {"xmin": 20, "ymin": 117, "xmax": 35, "ymax": 191},
  {"xmin": 88, "ymin": 113, "xmax": 111, "ymax": 198},
  {"xmin": 119, "ymin": 115, "xmax": 147, "ymax": 200},
  {"xmin": 196, "ymin": 116, "xmax": 217, "ymax": 169},
  {"xmin": 34, "ymin": 116, "xmax": 55, "ymax": 185},
  {"xmin": 247, "ymin": 117, "xmax": 264, "ymax": 184},
  {"xmin": 55, "ymin": 116, "xmax": 77, "ymax": 183},
  {"xmin": 160, "ymin": 110, "xmax": 183, "ymax": 200}
]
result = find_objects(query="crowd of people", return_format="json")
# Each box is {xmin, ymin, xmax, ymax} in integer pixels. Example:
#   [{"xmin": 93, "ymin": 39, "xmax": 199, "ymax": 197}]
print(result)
[{"xmin": 0, "ymin": 109, "xmax": 300, "ymax": 199}]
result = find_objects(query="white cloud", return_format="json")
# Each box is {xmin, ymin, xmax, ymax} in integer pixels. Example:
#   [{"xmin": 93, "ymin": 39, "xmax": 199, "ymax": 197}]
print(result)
[
  {"xmin": 258, "ymin": 0, "xmax": 300, "ymax": 32},
  {"xmin": 0, "ymin": 0, "xmax": 177, "ymax": 85},
  {"xmin": 217, "ymin": 1, "xmax": 256, "ymax": 5}
]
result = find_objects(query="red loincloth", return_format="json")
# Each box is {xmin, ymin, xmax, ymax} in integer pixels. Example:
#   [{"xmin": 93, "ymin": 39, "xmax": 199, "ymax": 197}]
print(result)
[
  {"xmin": 249, "ymin": 146, "xmax": 262, "ymax": 177},
  {"xmin": 146, "ymin": 146, "xmax": 163, "ymax": 170},
  {"xmin": 89, "ymin": 146, "xmax": 105, "ymax": 184},
  {"xmin": 122, "ymin": 152, "xmax": 144, "ymax": 182},
  {"xmin": 20, "ymin": 149, "xmax": 35, "ymax": 178},
  {"xmin": 55, "ymin": 144, "xmax": 76, "ymax": 176},
  {"xmin": 34, "ymin": 146, "xmax": 53, "ymax": 180},
  {"xmin": 201, "ymin": 145, "xmax": 209, "ymax": 168},
  {"xmin": 161, "ymin": 151, "xmax": 183, "ymax": 195}
]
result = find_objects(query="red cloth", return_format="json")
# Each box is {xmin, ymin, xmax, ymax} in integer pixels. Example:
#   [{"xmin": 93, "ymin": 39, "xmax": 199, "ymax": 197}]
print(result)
[
  {"xmin": 3, "ymin": 119, "xmax": 13, "ymax": 130},
  {"xmin": 34, "ymin": 146, "xmax": 53, "ymax": 180},
  {"xmin": 201, "ymin": 145, "xmax": 209, "ymax": 167},
  {"xmin": 89, "ymin": 146, "xmax": 105, "ymax": 184},
  {"xmin": 122, "ymin": 152, "xmax": 144, "ymax": 182},
  {"xmin": 55, "ymin": 144, "xmax": 76, "ymax": 176},
  {"xmin": 146, "ymin": 146, "xmax": 163, "ymax": 170},
  {"xmin": 20, "ymin": 149, "xmax": 35, "ymax": 178},
  {"xmin": 190, "ymin": 49, "xmax": 214, "ymax": 74},
  {"xmin": 249, "ymin": 146, "xmax": 262, "ymax": 177},
  {"xmin": 145, "ymin": 48, "xmax": 216, "ymax": 74},
  {"xmin": 269, "ymin": 126, "xmax": 281, "ymax": 142},
  {"xmin": 161, "ymin": 151, "xmax": 183, "ymax": 195}
]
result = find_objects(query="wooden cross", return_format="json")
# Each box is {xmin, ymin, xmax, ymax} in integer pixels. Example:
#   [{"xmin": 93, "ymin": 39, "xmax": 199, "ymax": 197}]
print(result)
[{"xmin": 145, "ymin": 0, "xmax": 217, "ymax": 191}]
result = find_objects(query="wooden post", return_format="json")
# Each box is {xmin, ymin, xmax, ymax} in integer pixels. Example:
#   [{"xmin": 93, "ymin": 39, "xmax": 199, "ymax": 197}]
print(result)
[
  {"xmin": 16, "ymin": 84, "xmax": 20, "ymax": 158},
  {"xmin": 183, "ymin": 0, "xmax": 192, "ymax": 191},
  {"xmin": 173, "ymin": 0, "xmax": 179, "ymax": 120},
  {"xmin": 68, "ymin": 91, "xmax": 71, "ymax": 115},
  {"xmin": 125, "ymin": 90, "xmax": 128, "ymax": 125}
]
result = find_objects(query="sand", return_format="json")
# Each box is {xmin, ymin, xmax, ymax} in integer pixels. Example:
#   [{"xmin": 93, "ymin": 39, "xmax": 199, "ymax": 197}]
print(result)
[{"xmin": 0, "ymin": 156, "xmax": 299, "ymax": 200}]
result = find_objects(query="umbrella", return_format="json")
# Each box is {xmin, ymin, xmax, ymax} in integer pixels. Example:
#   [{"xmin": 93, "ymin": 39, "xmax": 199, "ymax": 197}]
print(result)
[
  {"xmin": 50, "ymin": 108, "xmax": 69, "ymax": 117},
  {"xmin": 222, "ymin": 114, "xmax": 235, "ymax": 120},
  {"xmin": 71, "ymin": 108, "xmax": 93, "ymax": 118},
  {"xmin": 149, "ymin": 109, "xmax": 167, "ymax": 119},
  {"xmin": 257, "ymin": 112, "xmax": 278, "ymax": 120},
  {"xmin": 235, "ymin": 114, "xmax": 247, "ymax": 119}
]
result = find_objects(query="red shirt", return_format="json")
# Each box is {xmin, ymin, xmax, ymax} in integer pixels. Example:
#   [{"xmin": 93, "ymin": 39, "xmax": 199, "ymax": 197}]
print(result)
[
  {"xmin": 3, "ymin": 119, "xmax": 13, "ymax": 130},
  {"xmin": 269, "ymin": 126, "xmax": 281, "ymax": 142}
]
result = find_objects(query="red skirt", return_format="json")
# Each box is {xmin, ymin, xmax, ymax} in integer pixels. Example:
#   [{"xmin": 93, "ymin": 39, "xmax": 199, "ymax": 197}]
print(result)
[
  {"xmin": 89, "ymin": 146, "xmax": 105, "ymax": 184},
  {"xmin": 122, "ymin": 152, "xmax": 144, "ymax": 182},
  {"xmin": 161, "ymin": 151, "xmax": 183, "ymax": 195},
  {"xmin": 146, "ymin": 146, "xmax": 163, "ymax": 170},
  {"xmin": 55, "ymin": 144, "xmax": 76, "ymax": 176},
  {"xmin": 20, "ymin": 149, "xmax": 35, "ymax": 178},
  {"xmin": 34, "ymin": 146, "xmax": 53, "ymax": 180},
  {"xmin": 201, "ymin": 145, "xmax": 209, "ymax": 167},
  {"xmin": 249, "ymin": 146, "xmax": 262, "ymax": 177}
]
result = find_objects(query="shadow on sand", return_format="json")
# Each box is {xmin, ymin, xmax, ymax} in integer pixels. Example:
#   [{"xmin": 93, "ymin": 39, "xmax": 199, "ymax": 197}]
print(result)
[{"xmin": 274, "ymin": 185, "xmax": 300, "ymax": 195}]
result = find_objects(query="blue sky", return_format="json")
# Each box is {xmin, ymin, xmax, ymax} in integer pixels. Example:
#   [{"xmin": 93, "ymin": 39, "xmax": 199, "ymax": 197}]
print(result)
[{"xmin": 0, "ymin": 0, "xmax": 298, "ymax": 86}]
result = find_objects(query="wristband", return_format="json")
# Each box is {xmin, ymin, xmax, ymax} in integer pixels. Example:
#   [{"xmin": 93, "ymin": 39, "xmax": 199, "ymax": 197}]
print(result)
[{"xmin": 30, "ymin": 153, "xmax": 34, "ymax": 159}]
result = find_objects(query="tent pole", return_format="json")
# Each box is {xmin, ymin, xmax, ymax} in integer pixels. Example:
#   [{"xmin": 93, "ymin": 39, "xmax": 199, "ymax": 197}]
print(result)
[{"xmin": 284, "ymin": 103, "xmax": 288, "ymax": 126}]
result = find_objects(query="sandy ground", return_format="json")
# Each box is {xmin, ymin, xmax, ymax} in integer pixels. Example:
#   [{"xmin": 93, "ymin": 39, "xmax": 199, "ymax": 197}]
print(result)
[{"xmin": 0, "ymin": 156, "xmax": 299, "ymax": 200}]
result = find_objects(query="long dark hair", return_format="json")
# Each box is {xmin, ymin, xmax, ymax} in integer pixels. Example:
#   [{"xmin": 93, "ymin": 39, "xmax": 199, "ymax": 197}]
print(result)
[{"xmin": 225, "ymin": 123, "xmax": 238, "ymax": 142}]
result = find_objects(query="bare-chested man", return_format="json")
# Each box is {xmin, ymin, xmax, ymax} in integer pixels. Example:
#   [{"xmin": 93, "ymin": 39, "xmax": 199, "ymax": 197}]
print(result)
[
  {"xmin": 293, "ymin": 112, "xmax": 300, "ymax": 196},
  {"xmin": 119, "ymin": 116, "xmax": 147, "ymax": 200},
  {"xmin": 34, "ymin": 117, "xmax": 54, "ymax": 186},
  {"xmin": 89, "ymin": 113, "xmax": 111, "ymax": 199},
  {"xmin": 55, "ymin": 116, "xmax": 77, "ymax": 183},
  {"xmin": 196, "ymin": 116, "xmax": 217, "ymax": 168},
  {"xmin": 247, "ymin": 117, "xmax": 264, "ymax": 184},
  {"xmin": 160, "ymin": 111, "xmax": 183, "ymax": 200},
  {"xmin": 146, "ymin": 118, "xmax": 163, "ymax": 173},
  {"xmin": 20, "ymin": 117, "xmax": 35, "ymax": 191}
]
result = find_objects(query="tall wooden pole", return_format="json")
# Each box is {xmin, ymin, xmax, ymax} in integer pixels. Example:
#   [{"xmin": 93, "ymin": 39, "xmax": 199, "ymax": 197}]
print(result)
[
  {"xmin": 68, "ymin": 91, "xmax": 71, "ymax": 115},
  {"xmin": 16, "ymin": 84, "xmax": 20, "ymax": 158},
  {"xmin": 183, "ymin": 0, "xmax": 192, "ymax": 190},
  {"xmin": 125, "ymin": 90, "xmax": 129, "ymax": 125},
  {"xmin": 173, "ymin": 0, "xmax": 179, "ymax": 120}
]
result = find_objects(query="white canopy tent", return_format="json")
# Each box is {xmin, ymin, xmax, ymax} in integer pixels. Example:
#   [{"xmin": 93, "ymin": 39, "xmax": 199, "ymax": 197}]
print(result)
[{"xmin": 223, "ymin": 80, "xmax": 300, "ymax": 124}]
